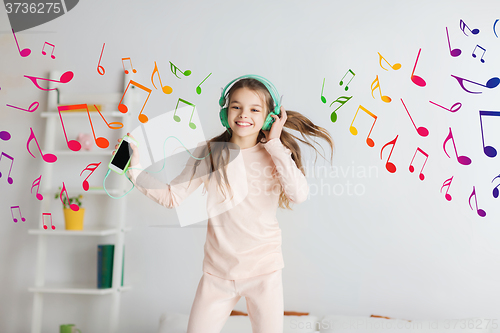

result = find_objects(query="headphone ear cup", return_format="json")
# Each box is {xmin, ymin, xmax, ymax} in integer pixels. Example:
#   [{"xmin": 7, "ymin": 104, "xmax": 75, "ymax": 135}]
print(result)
[
  {"xmin": 261, "ymin": 112, "xmax": 275, "ymax": 131},
  {"xmin": 219, "ymin": 107, "xmax": 230, "ymax": 129}
]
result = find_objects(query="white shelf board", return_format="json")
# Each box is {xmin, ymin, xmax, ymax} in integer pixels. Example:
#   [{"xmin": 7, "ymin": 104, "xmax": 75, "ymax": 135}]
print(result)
[
  {"xmin": 28, "ymin": 226, "xmax": 132, "ymax": 236},
  {"xmin": 29, "ymin": 284, "xmax": 131, "ymax": 295},
  {"xmin": 42, "ymin": 188, "xmax": 123, "ymax": 195},
  {"xmin": 40, "ymin": 111, "xmax": 126, "ymax": 118}
]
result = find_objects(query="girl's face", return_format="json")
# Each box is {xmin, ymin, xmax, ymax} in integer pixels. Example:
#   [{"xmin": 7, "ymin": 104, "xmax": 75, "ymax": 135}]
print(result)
[{"xmin": 227, "ymin": 87, "xmax": 267, "ymax": 139}]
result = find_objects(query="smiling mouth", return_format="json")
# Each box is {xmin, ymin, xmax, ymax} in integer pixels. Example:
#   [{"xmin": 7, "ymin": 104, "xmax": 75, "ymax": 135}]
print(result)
[{"xmin": 235, "ymin": 121, "xmax": 253, "ymax": 127}]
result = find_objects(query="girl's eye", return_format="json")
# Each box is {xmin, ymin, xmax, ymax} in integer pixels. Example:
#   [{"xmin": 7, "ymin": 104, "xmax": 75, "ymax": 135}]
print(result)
[
  {"xmin": 252, "ymin": 109, "xmax": 260, "ymax": 112},
  {"xmin": 231, "ymin": 106, "xmax": 239, "ymax": 110}
]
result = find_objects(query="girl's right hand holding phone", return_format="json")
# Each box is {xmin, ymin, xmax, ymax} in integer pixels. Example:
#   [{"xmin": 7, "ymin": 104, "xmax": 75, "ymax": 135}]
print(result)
[{"xmin": 112, "ymin": 133, "xmax": 140, "ymax": 167}]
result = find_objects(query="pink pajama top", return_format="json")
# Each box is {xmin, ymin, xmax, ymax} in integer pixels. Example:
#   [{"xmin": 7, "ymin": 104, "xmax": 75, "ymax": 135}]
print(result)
[{"xmin": 127, "ymin": 138, "xmax": 309, "ymax": 280}]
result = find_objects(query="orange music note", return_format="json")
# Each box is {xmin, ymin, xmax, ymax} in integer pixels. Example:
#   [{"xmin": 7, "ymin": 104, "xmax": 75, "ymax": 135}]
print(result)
[
  {"xmin": 378, "ymin": 52, "xmax": 401, "ymax": 71},
  {"xmin": 94, "ymin": 105, "xmax": 123, "ymax": 129},
  {"xmin": 42, "ymin": 212, "xmax": 55, "ymax": 230},
  {"xmin": 443, "ymin": 127, "xmax": 471, "ymax": 165},
  {"xmin": 459, "ymin": 19, "xmax": 480, "ymax": 36},
  {"xmin": 31, "ymin": 175, "xmax": 44, "ymax": 200},
  {"xmin": 97, "ymin": 43, "xmax": 105, "ymax": 75},
  {"xmin": 0, "ymin": 152, "xmax": 14, "ymax": 184},
  {"xmin": 80, "ymin": 162, "xmax": 101, "ymax": 191},
  {"xmin": 370, "ymin": 76, "xmax": 391, "ymax": 103},
  {"xmin": 409, "ymin": 147, "xmax": 429, "ymax": 180},
  {"xmin": 118, "ymin": 80, "xmax": 152, "ymax": 123},
  {"xmin": 411, "ymin": 49, "xmax": 426, "ymax": 87},
  {"xmin": 27, "ymin": 128, "xmax": 57, "ymax": 163},
  {"xmin": 170, "ymin": 61, "xmax": 191, "ymax": 79},
  {"xmin": 440, "ymin": 176, "xmax": 454, "ymax": 201},
  {"xmin": 41, "ymin": 42, "xmax": 56, "ymax": 59},
  {"xmin": 468, "ymin": 186, "xmax": 486, "ymax": 217},
  {"xmin": 58, "ymin": 104, "xmax": 109, "ymax": 149},
  {"xmin": 12, "ymin": 29, "xmax": 31, "ymax": 57},
  {"xmin": 173, "ymin": 98, "xmax": 197, "ymax": 129},
  {"xmin": 24, "ymin": 71, "xmax": 73, "ymax": 91},
  {"xmin": 6, "ymin": 101, "xmax": 39, "ymax": 113},
  {"xmin": 400, "ymin": 98, "xmax": 429, "ymax": 137},
  {"xmin": 339, "ymin": 69, "xmax": 355, "ymax": 91},
  {"xmin": 380, "ymin": 135, "xmax": 398, "ymax": 173},
  {"xmin": 330, "ymin": 96, "xmax": 352, "ymax": 123},
  {"xmin": 151, "ymin": 61, "xmax": 173, "ymax": 94},
  {"xmin": 349, "ymin": 105, "xmax": 377, "ymax": 147},
  {"xmin": 60, "ymin": 182, "xmax": 79, "ymax": 212},
  {"xmin": 11, "ymin": 206, "xmax": 26, "ymax": 223},
  {"xmin": 121, "ymin": 57, "xmax": 137, "ymax": 74}
]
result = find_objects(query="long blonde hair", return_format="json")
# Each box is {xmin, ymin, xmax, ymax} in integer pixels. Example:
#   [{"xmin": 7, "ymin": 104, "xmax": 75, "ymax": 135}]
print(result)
[{"xmin": 189, "ymin": 78, "xmax": 334, "ymax": 209}]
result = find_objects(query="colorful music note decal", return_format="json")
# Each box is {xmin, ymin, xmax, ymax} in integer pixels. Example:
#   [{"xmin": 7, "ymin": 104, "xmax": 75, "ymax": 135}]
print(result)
[
  {"xmin": 56, "ymin": 106, "xmax": 82, "ymax": 151},
  {"xmin": 411, "ymin": 48, "xmax": 426, "ymax": 87},
  {"xmin": 445, "ymin": 27, "xmax": 462, "ymax": 57},
  {"xmin": 42, "ymin": 212, "xmax": 55, "ymax": 230},
  {"xmin": 151, "ymin": 61, "xmax": 173, "ymax": 94},
  {"xmin": 58, "ymin": 104, "xmax": 109, "ymax": 149},
  {"xmin": 0, "ymin": 131, "xmax": 11, "ymax": 141},
  {"xmin": 31, "ymin": 175, "xmax": 44, "ymax": 200},
  {"xmin": 0, "ymin": 152, "xmax": 14, "ymax": 184},
  {"xmin": 97, "ymin": 43, "xmax": 105, "ymax": 75},
  {"xmin": 24, "ymin": 71, "xmax": 74, "ymax": 91},
  {"xmin": 80, "ymin": 162, "xmax": 101, "ymax": 191},
  {"xmin": 429, "ymin": 100, "xmax": 462, "ymax": 113},
  {"xmin": 468, "ymin": 186, "xmax": 486, "ymax": 217},
  {"xmin": 409, "ymin": 147, "xmax": 429, "ymax": 180},
  {"xmin": 196, "ymin": 72, "xmax": 212, "ymax": 95},
  {"xmin": 370, "ymin": 75, "xmax": 391, "ymax": 103},
  {"xmin": 494, "ymin": 19, "xmax": 499, "ymax": 38},
  {"xmin": 380, "ymin": 135, "xmax": 398, "ymax": 173},
  {"xmin": 400, "ymin": 98, "xmax": 429, "ymax": 137},
  {"xmin": 94, "ymin": 105, "xmax": 123, "ymax": 129},
  {"xmin": 350, "ymin": 105, "xmax": 377, "ymax": 147},
  {"xmin": 440, "ymin": 176, "xmax": 454, "ymax": 201},
  {"xmin": 173, "ymin": 98, "xmax": 197, "ymax": 129},
  {"xmin": 121, "ymin": 57, "xmax": 137, "ymax": 74},
  {"xmin": 41, "ymin": 42, "xmax": 56, "ymax": 59},
  {"xmin": 491, "ymin": 174, "xmax": 500, "ymax": 198},
  {"xmin": 321, "ymin": 78, "xmax": 327, "ymax": 103},
  {"xmin": 12, "ymin": 29, "xmax": 31, "ymax": 57},
  {"xmin": 330, "ymin": 96, "xmax": 352, "ymax": 123},
  {"xmin": 118, "ymin": 80, "xmax": 152, "ymax": 123},
  {"xmin": 472, "ymin": 45, "xmax": 486, "ymax": 63},
  {"xmin": 170, "ymin": 61, "xmax": 191, "ymax": 79},
  {"xmin": 478, "ymin": 110, "xmax": 500, "ymax": 158},
  {"xmin": 27, "ymin": 127, "xmax": 57, "ymax": 163},
  {"xmin": 459, "ymin": 19, "xmax": 480, "ymax": 36},
  {"xmin": 450, "ymin": 74, "xmax": 500, "ymax": 94},
  {"xmin": 11, "ymin": 206, "xmax": 26, "ymax": 223},
  {"xmin": 60, "ymin": 182, "xmax": 79, "ymax": 211},
  {"xmin": 378, "ymin": 52, "xmax": 401, "ymax": 70},
  {"xmin": 339, "ymin": 69, "xmax": 355, "ymax": 91},
  {"xmin": 6, "ymin": 101, "xmax": 39, "ymax": 113},
  {"xmin": 443, "ymin": 127, "xmax": 471, "ymax": 165}
]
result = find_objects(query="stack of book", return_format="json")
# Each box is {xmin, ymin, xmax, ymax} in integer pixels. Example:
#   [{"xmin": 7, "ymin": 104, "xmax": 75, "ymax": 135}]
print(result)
[{"xmin": 97, "ymin": 244, "xmax": 124, "ymax": 289}]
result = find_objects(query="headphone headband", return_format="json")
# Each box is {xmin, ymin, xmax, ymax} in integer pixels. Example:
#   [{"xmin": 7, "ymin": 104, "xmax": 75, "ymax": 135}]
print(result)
[{"xmin": 219, "ymin": 75, "xmax": 280, "ymax": 111}]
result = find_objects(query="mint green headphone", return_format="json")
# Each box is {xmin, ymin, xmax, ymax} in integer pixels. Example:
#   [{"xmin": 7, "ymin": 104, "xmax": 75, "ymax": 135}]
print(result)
[{"xmin": 219, "ymin": 75, "xmax": 281, "ymax": 131}]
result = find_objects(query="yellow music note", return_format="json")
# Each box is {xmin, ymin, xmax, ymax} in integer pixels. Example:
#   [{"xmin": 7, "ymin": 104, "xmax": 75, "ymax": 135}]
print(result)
[
  {"xmin": 151, "ymin": 61, "xmax": 173, "ymax": 94},
  {"xmin": 371, "ymin": 75, "xmax": 391, "ymax": 103},
  {"xmin": 378, "ymin": 52, "xmax": 401, "ymax": 71}
]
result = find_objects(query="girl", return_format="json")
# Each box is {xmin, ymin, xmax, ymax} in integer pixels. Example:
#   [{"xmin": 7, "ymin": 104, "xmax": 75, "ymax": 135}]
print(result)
[{"xmin": 114, "ymin": 76, "xmax": 334, "ymax": 333}]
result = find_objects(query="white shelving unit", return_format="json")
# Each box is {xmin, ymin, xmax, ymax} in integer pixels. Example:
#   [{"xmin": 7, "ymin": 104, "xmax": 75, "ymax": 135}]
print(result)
[{"xmin": 29, "ymin": 71, "xmax": 136, "ymax": 333}]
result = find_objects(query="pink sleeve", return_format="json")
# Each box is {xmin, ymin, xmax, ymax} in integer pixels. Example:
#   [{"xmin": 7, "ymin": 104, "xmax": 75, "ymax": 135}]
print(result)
[{"xmin": 263, "ymin": 138, "xmax": 309, "ymax": 203}]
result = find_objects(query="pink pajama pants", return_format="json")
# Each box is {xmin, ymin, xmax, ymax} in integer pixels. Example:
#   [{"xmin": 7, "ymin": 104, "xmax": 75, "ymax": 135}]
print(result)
[{"xmin": 186, "ymin": 269, "xmax": 283, "ymax": 333}]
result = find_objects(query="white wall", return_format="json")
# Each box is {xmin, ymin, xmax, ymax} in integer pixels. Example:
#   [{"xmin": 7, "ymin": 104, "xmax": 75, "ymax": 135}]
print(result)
[{"xmin": 1, "ymin": 0, "xmax": 500, "ymax": 332}]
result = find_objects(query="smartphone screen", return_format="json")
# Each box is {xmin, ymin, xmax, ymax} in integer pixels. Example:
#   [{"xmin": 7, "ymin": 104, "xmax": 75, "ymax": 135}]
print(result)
[{"xmin": 111, "ymin": 140, "xmax": 131, "ymax": 170}]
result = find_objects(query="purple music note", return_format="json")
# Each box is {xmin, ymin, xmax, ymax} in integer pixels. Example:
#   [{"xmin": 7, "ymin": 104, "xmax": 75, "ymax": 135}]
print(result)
[
  {"xmin": 0, "ymin": 152, "xmax": 14, "ymax": 184},
  {"xmin": 446, "ymin": 27, "xmax": 462, "ymax": 57},
  {"xmin": 443, "ymin": 127, "xmax": 471, "ymax": 165},
  {"xmin": 11, "ymin": 206, "xmax": 26, "ymax": 223},
  {"xmin": 478, "ymin": 111, "xmax": 500, "ymax": 158},
  {"xmin": 468, "ymin": 186, "xmax": 486, "ymax": 217},
  {"xmin": 0, "ymin": 131, "xmax": 11, "ymax": 141},
  {"xmin": 451, "ymin": 74, "xmax": 499, "ymax": 94}
]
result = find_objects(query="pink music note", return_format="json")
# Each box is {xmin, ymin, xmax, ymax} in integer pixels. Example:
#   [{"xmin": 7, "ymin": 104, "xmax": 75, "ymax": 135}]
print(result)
[
  {"xmin": 443, "ymin": 127, "xmax": 471, "ymax": 165},
  {"xmin": 42, "ymin": 212, "xmax": 55, "ymax": 230},
  {"xmin": 57, "ymin": 106, "xmax": 82, "ymax": 151},
  {"xmin": 0, "ymin": 131, "xmax": 11, "ymax": 141},
  {"xmin": 400, "ymin": 99, "xmax": 429, "ymax": 137},
  {"xmin": 151, "ymin": 61, "xmax": 173, "ymax": 94},
  {"xmin": 349, "ymin": 105, "xmax": 377, "ymax": 147},
  {"xmin": 380, "ymin": 135, "xmax": 398, "ymax": 173},
  {"xmin": 118, "ymin": 80, "xmax": 152, "ymax": 123},
  {"xmin": 445, "ymin": 27, "xmax": 462, "ymax": 57},
  {"xmin": 469, "ymin": 186, "xmax": 486, "ymax": 217},
  {"xmin": 429, "ymin": 100, "xmax": 462, "ymax": 113},
  {"xmin": 58, "ymin": 104, "xmax": 109, "ymax": 149},
  {"xmin": 459, "ymin": 19, "xmax": 480, "ymax": 36},
  {"xmin": 60, "ymin": 182, "xmax": 79, "ymax": 212},
  {"xmin": 121, "ymin": 57, "xmax": 137, "ymax": 74},
  {"xmin": 370, "ymin": 75, "xmax": 391, "ymax": 103},
  {"xmin": 472, "ymin": 45, "xmax": 486, "ymax": 63},
  {"xmin": 411, "ymin": 49, "xmax": 426, "ymax": 87},
  {"xmin": 97, "ymin": 43, "xmax": 105, "ymax": 75},
  {"xmin": 491, "ymin": 174, "xmax": 500, "ymax": 198},
  {"xmin": 11, "ymin": 206, "xmax": 26, "ymax": 223},
  {"xmin": 6, "ymin": 101, "xmax": 39, "ymax": 113},
  {"xmin": 24, "ymin": 71, "xmax": 74, "ymax": 91},
  {"xmin": 41, "ymin": 42, "xmax": 56, "ymax": 59},
  {"xmin": 450, "ymin": 74, "xmax": 499, "ymax": 94},
  {"xmin": 0, "ymin": 152, "xmax": 14, "ymax": 184},
  {"xmin": 330, "ymin": 96, "xmax": 353, "ymax": 123},
  {"xmin": 27, "ymin": 128, "xmax": 57, "ymax": 163},
  {"xmin": 80, "ymin": 162, "xmax": 101, "ymax": 191},
  {"xmin": 409, "ymin": 147, "xmax": 429, "ymax": 181},
  {"xmin": 94, "ymin": 105, "xmax": 123, "ymax": 129},
  {"xmin": 440, "ymin": 176, "xmax": 454, "ymax": 201},
  {"xmin": 339, "ymin": 69, "xmax": 355, "ymax": 91},
  {"xmin": 12, "ymin": 29, "xmax": 31, "ymax": 57},
  {"xmin": 31, "ymin": 175, "xmax": 44, "ymax": 200},
  {"xmin": 479, "ymin": 111, "xmax": 500, "ymax": 158}
]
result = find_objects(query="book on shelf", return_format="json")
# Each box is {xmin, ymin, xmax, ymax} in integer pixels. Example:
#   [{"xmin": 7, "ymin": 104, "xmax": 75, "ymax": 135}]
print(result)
[{"xmin": 97, "ymin": 244, "xmax": 124, "ymax": 289}]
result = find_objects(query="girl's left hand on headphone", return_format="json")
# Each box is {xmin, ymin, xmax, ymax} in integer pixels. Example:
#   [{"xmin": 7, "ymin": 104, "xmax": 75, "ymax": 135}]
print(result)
[{"xmin": 263, "ymin": 106, "xmax": 287, "ymax": 142}]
